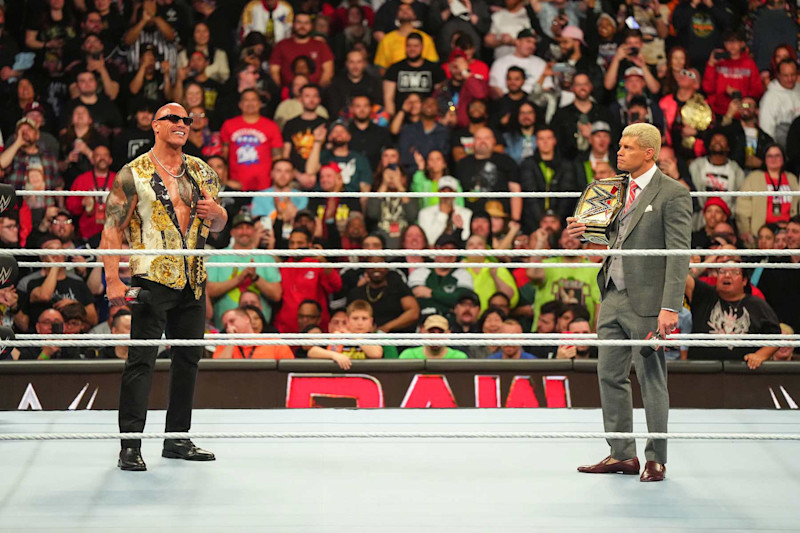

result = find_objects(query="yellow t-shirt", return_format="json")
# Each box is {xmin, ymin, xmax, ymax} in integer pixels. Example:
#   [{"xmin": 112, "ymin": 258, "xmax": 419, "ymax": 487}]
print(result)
[{"xmin": 374, "ymin": 30, "xmax": 439, "ymax": 69}]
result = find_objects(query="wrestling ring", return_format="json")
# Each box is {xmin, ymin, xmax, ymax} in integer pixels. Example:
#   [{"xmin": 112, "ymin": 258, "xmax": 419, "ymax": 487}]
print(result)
[{"xmin": 0, "ymin": 187, "xmax": 799, "ymax": 531}]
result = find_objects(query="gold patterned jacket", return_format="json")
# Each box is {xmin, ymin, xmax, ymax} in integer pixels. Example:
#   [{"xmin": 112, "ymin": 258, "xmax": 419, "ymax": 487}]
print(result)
[{"xmin": 124, "ymin": 153, "xmax": 220, "ymax": 299}]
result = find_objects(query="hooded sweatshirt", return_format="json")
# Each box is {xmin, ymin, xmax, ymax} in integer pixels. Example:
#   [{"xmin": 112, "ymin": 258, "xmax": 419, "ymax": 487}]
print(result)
[
  {"xmin": 702, "ymin": 52, "xmax": 764, "ymax": 116},
  {"xmin": 758, "ymin": 78, "xmax": 800, "ymax": 148}
]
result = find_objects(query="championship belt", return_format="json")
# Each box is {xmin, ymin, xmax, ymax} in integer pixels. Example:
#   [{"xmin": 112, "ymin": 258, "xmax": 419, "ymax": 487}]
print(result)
[{"xmin": 573, "ymin": 174, "xmax": 628, "ymax": 245}]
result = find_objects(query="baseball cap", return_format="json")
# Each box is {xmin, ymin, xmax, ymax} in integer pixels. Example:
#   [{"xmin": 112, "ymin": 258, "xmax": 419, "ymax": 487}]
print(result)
[
  {"xmin": 231, "ymin": 213, "xmax": 255, "ymax": 228},
  {"xmin": 485, "ymin": 200, "xmax": 509, "ymax": 218},
  {"xmin": 591, "ymin": 121, "xmax": 611, "ymax": 134},
  {"xmin": 24, "ymin": 101, "xmax": 44, "ymax": 116},
  {"xmin": 423, "ymin": 314, "xmax": 450, "ymax": 331},
  {"xmin": 16, "ymin": 117, "xmax": 38, "ymax": 130},
  {"xmin": 624, "ymin": 66, "xmax": 645, "ymax": 78},
  {"xmin": 456, "ymin": 289, "xmax": 480, "ymax": 306},
  {"xmin": 517, "ymin": 28, "xmax": 536, "ymax": 39},
  {"xmin": 437, "ymin": 176, "xmax": 460, "ymax": 191},
  {"xmin": 328, "ymin": 119, "xmax": 349, "ymax": 133},
  {"xmin": 703, "ymin": 197, "xmax": 731, "ymax": 218},
  {"xmin": 561, "ymin": 26, "xmax": 586, "ymax": 46}
]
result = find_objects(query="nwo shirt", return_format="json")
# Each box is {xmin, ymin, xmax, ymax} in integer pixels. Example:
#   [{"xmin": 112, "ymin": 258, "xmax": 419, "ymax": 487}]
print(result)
[{"xmin": 385, "ymin": 59, "xmax": 446, "ymax": 111}]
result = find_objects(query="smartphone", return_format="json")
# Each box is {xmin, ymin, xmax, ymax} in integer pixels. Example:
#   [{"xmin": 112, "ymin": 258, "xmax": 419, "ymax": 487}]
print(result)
[
  {"xmin": 628, "ymin": 46, "xmax": 640, "ymax": 57},
  {"xmin": 731, "ymin": 90, "xmax": 742, "ymax": 100},
  {"xmin": 630, "ymin": 111, "xmax": 641, "ymax": 122},
  {"xmin": 552, "ymin": 62, "xmax": 572, "ymax": 73},
  {"xmin": 557, "ymin": 7, "xmax": 565, "ymax": 16},
  {"xmin": 578, "ymin": 113, "xmax": 590, "ymax": 125},
  {"xmin": 260, "ymin": 216, "xmax": 273, "ymax": 232},
  {"xmin": 625, "ymin": 16, "xmax": 640, "ymax": 30},
  {"xmin": 51, "ymin": 322, "xmax": 64, "ymax": 334},
  {"xmin": 387, "ymin": 163, "xmax": 398, "ymax": 171},
  {"xmin": 716, "ymin": 51, "xmax": 731, "ymax": 60}
]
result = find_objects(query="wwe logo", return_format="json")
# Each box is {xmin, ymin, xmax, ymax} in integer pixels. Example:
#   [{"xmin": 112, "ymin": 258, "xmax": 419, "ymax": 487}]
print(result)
[
  {"xmin": 0, "ymin": 266, "xmax": 11, "ymax": 286},
  {"xmin": 0, "ymin": 195, "xmax": 11, "ymax": 213},
  {"xmin": 582, "ymin": 186, "xmax": 617, "ymax": 218}
]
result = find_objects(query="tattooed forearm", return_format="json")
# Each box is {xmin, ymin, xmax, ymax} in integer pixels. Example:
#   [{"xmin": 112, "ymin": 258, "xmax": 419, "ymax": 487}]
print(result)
[{"xmin": 104, "ymin": 167, "xmax": 137, "ymax": 230}]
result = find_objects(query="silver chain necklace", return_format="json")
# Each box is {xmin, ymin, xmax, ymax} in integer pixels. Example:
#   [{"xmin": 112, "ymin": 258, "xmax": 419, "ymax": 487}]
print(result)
[{"xmin": 150, "ymin": 149, "xmax": 185, "ymax": 178}]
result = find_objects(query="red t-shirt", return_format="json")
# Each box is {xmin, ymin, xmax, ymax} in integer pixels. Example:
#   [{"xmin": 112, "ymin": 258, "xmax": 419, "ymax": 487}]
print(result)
[
  {"xmin": 65, "ymin": 170, "xmax": 116, "ymax": 240},
  {"xmin": 220, "ymin": 116, "xmax": 283, "ymax": 191},
  {"xmin": 269, "ymin": 38, "xmax": 334, "ymax": 87}
]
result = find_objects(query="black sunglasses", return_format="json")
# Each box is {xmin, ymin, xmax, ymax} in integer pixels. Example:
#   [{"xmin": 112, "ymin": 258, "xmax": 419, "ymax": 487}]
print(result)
[{"xmin": 156, "ymin": 114, "xmax": 193, "ymax": 126}]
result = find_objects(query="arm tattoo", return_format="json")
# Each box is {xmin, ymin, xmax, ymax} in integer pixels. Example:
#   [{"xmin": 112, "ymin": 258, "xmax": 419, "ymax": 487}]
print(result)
[{"xmin": 105, "ymin": 167, "xmax": 137, "ymax": 230}]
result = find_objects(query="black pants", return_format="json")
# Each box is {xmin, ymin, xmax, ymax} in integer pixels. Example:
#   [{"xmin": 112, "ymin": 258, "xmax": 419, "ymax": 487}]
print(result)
[{"xmin": 119, "ymin": 278, "xmax": 205, "ymax": 449}]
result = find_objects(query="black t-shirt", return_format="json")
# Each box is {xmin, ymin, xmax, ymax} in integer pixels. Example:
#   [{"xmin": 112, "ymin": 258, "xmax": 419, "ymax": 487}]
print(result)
[
  {"xmin": 62, "ymin": 96, "xmax": 123, "ymax": 131},
  {"xmin": 491, "ymin": 93, "xmax": 528, "ymax": 130},
  {"xmin": 21, "ymin": 275, "xmax": 94, "ymax": 331},
  {"xmin": 455, "ymin": 152, "xmax": 519, "ymax": 213},
  {"xmin": 186, "ymin": 76, "xmax": 223, "ymax": 111},
  {"xmin": 347, "ymin": 271, "xmax": 415, "ymax": 333},
  {"xmin": 756, "ymin": 258, "xmax": 800, "ymax": 333},
  {"xmin": 283, "ymin": 115, "xmax": 327, "ymax": 170},
  {"xmin": 348, "ymin": 122, "xmax": 392, "ymax": 170},
  {"xmin": 384, "ymin": 59, "xmax": 446, "ymax": 110},
  {"xmin": 688, "ymin": 280, "xmax": 781, "ymax": 361},
  {"xmin": 111, "ymin": 127, "xmax": 155, "ymax": 171}
]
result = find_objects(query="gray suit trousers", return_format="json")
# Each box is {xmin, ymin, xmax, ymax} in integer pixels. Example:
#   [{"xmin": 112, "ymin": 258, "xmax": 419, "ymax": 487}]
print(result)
[{"xmin": 597, "ymin": 284, "xmax": 669, "ymax": 464}]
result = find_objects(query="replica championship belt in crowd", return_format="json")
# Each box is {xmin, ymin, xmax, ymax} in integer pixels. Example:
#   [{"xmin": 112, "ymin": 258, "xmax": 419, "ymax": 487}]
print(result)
[{"xmin": 573, "ymin": 174, "xmax": 627, "ymax": 245}]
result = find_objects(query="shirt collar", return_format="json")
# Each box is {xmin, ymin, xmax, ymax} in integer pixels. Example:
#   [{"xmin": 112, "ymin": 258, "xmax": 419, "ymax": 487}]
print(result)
[{"xmin": 630, "ymin": 162, "xmax": 658, "ymax": 190}]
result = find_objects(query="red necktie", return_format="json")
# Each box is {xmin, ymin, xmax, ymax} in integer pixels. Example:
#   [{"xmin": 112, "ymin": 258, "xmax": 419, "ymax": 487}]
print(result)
[{"xmin": 624, "ymin": 181, "xmax": 639, "ymax": 213}]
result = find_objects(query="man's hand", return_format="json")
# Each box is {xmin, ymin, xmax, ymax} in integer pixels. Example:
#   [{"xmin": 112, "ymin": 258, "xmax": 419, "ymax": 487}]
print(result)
[
  {"xmin": 744, "ymin": 351, "xmax": 770, "ymax": 370},
  {"xmin": 566, "ymin": 217, "xmax": 586, "ymax": 239},
  {"xmin": 312, "ymin": 124, "xmax": 327, "ymax": 143},
  {"xmin": 197, "ymin": 189, "xmax": 222, "ymax": 222},
  {"xmin": 332, "ymin": 353, "xmax": 352, "ymax": 370},
  {"xmin": 556, "ymin": 345, "xmax": 577, "ymax": 359},
  {"xmin": 412, "ymin": 286, "xmax": 433, "ymax": 298},
  {"xmin": 107, "ymin": 278, "xmax": 129, "ymax": 307},
  {"xmin": 160, "ymin": 60, "xmax": 171, "ymax": 74},
  {"xmin": 657, "ymin": 309, "xmax": 678, "ymax": 339}
]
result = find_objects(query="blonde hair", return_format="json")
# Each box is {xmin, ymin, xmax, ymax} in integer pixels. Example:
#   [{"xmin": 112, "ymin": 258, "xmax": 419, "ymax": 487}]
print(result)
[
  {"xmin": 621, "ymin": 123, "xmax": 661, "ymax": 161},
  {"xmin": 346, "ymin": 299, "xmax": 373, "ymax": 317}
]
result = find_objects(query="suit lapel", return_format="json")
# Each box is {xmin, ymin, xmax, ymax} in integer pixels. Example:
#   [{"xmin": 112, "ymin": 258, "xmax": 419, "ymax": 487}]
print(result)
[{"xmin": 621, "ymin": 170, "xmax": 663, "ymax": 245}]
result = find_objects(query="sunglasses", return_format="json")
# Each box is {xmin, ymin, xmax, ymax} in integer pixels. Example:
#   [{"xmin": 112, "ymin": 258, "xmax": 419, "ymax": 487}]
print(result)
[{"xmin": 156, "ymin": 114, "xmax": 193, "ymax": 126}]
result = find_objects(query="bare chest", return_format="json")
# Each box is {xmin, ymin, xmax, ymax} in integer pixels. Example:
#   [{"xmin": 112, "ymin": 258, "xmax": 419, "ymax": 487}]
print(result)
[{"xmin": 161, "ymin": 174, "xmax": 195, "ymax": 234}]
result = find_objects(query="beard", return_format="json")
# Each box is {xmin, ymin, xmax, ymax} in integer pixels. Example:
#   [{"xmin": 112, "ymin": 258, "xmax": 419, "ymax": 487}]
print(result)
[{"xmin": 468, "ymin": 114, "xmax": 486, "ymax": 124}]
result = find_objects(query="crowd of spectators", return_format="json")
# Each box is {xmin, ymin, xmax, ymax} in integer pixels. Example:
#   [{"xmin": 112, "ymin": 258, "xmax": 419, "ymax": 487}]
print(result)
[{"xmin": 1, "ymin": 0, "xmax": 799, "ymax": 367}]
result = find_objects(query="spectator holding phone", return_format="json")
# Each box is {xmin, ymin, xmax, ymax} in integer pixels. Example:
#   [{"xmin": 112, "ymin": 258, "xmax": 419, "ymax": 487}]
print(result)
[{"xmin": 703, "ymin": 29, "xmax": 763, "ymax": 117}]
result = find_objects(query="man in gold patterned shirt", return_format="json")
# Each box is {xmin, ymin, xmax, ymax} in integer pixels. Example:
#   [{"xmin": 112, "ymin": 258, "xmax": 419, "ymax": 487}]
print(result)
[{"xmin": 101, "ymin": 103, "xmax": 228, "ymax": 472}]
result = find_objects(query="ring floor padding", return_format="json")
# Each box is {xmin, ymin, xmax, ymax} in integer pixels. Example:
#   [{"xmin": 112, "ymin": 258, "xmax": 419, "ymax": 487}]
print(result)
[{"xmin": 1, "ymin": 408, "xmax": 799, "ymax": 532}]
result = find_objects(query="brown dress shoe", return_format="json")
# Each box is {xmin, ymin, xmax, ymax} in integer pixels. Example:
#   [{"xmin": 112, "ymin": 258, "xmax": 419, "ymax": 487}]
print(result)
[
  {"xmin": 640, "ymin": 461, "xmax": 666, "ymax": 482},
  {"xmin": 577, "ymin": 456, "xmax": 640, "ymax": 475}
]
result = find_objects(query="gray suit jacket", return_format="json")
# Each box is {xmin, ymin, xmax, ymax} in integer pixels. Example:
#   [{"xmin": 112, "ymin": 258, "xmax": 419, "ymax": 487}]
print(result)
[{"xmin": 597, "ymin": 169, "xmax": 693, "ymax": 317}]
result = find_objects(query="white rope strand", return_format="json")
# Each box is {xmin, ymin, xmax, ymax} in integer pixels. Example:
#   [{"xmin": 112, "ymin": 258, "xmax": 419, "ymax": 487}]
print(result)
[
  {"xmin": 16, "ymin": 189, "xmax": 800, "ymax": 198},
  {"xmin": 18, "ymin": 261, "xmax": 799, "ymax": 270},
  {"xmin": 0, "ymin": 431, "xmax": 797, "ymax": 442},
  {"xmin": 4, "ymin": 248, "xmax": 799, "ymax": 257},
  {"xmin": 3, "ymin": 337, "xmax": 798, "ymax": 347}
]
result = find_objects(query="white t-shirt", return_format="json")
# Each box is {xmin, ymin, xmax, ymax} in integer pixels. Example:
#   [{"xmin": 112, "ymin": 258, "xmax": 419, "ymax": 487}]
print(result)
[
  {"xmin": 489, "ymin": 54, "xmax": 553, "ymax": 94},
  {"xmin": 489, "ymin": 9, "xmax": 532, "ymax": 60}
]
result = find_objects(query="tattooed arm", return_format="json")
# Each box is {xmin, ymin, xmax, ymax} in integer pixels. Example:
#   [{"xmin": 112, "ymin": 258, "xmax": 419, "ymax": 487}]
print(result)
[{"xmin": 100, "ymin": 167, "xmax": 138, "ymax": 307}]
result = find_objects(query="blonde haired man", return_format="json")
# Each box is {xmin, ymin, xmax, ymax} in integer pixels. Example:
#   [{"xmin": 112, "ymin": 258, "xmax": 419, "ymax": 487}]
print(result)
[{"xmin": 568, "ymin": 123, "xmax": 692, "ymax": 482}]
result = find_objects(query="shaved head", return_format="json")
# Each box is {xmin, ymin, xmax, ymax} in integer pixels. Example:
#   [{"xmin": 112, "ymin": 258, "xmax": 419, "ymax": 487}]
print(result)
[{"xmin": 154, "ymin": 102, "xmax": 187, "ymax": 120}]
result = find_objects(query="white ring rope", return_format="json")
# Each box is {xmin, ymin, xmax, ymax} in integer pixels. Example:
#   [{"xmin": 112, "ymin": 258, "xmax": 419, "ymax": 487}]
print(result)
[
  {"xmin": 0, "ymin": 431, "xmax": 797, "ymax": 442},
  {"xmin": 3, "ymin": 337, "xmax": 798, "ymax": 347},
  {"xmin": 15, "ymin": 189, "xmax": 800, "ymax": 198},
  {"xmin": 17, "ymin": 261, "xmax": 798, "ymax": 270},
  {"xmin": 3, "ymin": 248, "xmax": 799, "ymax": 257},
  {"xmin": 14, "ymin": 333, "xmax": 800, "ymax": 341}
]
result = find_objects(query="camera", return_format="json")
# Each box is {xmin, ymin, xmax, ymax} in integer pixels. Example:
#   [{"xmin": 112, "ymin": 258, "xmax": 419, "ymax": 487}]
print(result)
[
  {"xmin": 387, "ymin": 163, "xmax": 398, "ymax": 171},
  {"xmin": 630, "ymin": 111, "xmax": 641, "ymax": 122},
  {"xmin": 628, "ymin": 46, "xmax": 640, "ymax": 57}
]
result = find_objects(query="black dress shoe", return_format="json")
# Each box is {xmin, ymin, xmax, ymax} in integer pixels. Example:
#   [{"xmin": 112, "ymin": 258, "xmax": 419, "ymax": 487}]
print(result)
[
  {"xmin": 118, "ymin": 448, "xmax": 147, "ymax": 471},
  {"xmin": 162, "ymin": 439, "xmax": 216, "ymax": 461}
]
